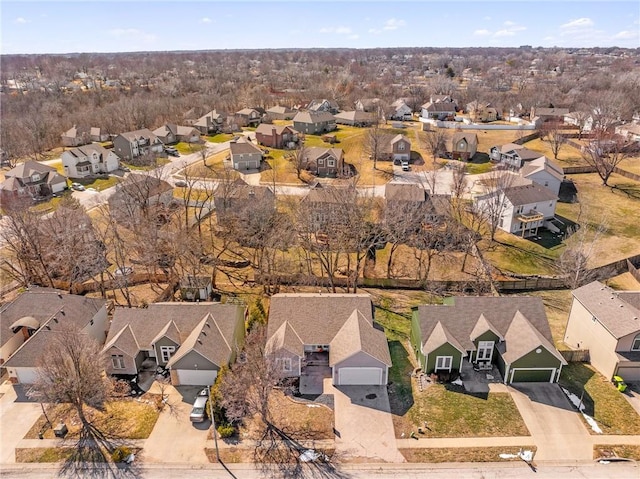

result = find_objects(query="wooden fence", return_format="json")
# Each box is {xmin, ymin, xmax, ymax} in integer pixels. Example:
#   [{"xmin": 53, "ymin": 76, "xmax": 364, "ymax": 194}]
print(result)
[
  {"xmin": 560, "ymin": 349, "xmax": 590, "ymax": 363},
  {"xmin": 628, "ymin": 259, "xmax": 640, "ymax": 285}
]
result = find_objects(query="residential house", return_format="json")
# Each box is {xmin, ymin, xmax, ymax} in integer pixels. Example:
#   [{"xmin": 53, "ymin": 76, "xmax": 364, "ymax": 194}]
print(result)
[
  {"xmin": 292, "ymin": 111, "xmax": 337, "ymax": 135},
  {"xmin": 387, "ymin": 99, "xmax": 413, "ymax": 121},
  {"xmin": 301, "ymin": 183, "xmax": 356, "ymax": 231},
  {"xmin": 466, "ymin": 101, "xmax": 499, "ymax": 122},
  {"xmin": 214, "ymin": 178, "xmax": 275, "ymax": 226},
  {"xmin": 519, "ymin": 156, "xmax": 563, "ymax": 196},
  {"xmin": 489, "ymin": 143, "xmax": 543, "ymax": 168},
  {"xmin": 179, "ymin": 276, "xmax": 213, "ymax": 302},
  {"xmin": 355, "ymin": 98, "xmax": 381, "ymax": 112},
  {"xmin": 475, "ymin": 183, "xmax": 558, "ymax": 237},
  {"xmin": 378, "ymin": 134, "xmax": 411, "ymax": 162},
  {"xmin": 531, "ymin": 107, "xmax": 570, "ymax": 125},
  {"xmin": 255, "ymin": 124, "xmax": 299, "ymax": 149},
  {"xmin": 385, "ymin": 183, "xmax": 450, "ymax": 226},
  {"xmin": 430, "ymin": 95, "xmax": 457, "ymax": 109},
  {"xmin": 61, "ymin": 125, "xmax": 91, "ymax": 147},
  {"xmin": 411, "ymin": 296, "xmax": 566, "ymax": 384},
  {"xmin": 564, "ymin": 281, "xmax": 640, "ymax": 382},
  {"xmin": 266, "ymin": 293, "xmax": 392, "ymax": 386},
  {"xmin": 61, "ymin": 144, "xmax": 120, "ymax": 178},
  {"xmin": 193, "ymin": 110, "xmax": 225, "ymax": 135},
  {"xmin": 103, "ymin": 303, "xmax": 246, "ymax": 386},
  {"xmin": 564, "ymin": 111, "xmax": 595, "ymax": 133},
  {"xmin": 333, "ymin": 111, "xmax": 376, "ymax": 127},
  {"xmin": 266, "ymin": 105, "xmax": 296, "ymax": 121},
  {"xmin": 183, "ymin": 106, "xmax": 209, "ymax": 126},
  {"xmin": 450, "ymin": 132, "xmax": 478, "ymax": 161},
  {"xmin": 301, "ymin": 147, "xmax": 345, "ymax": 178},
  {"xmin": 615, "ymin": 123, "xmax": 640, "ymax": 143},
  {"xmin": 234, "ymin": 108, "xmax": 263, "ymax": 127},
  {"xmin": 113, "ymin": 129, "xmax": 164, "ymax": 162},
  {"xmin": 306, "ymin": 99, "xmax": 340, "ymax": 114},
  {"xmin": 420, "ymin": 101, "xmax": 457, "ymax": 121},
  {"xmin": 152, "ymin": 124, "xmax": 201, "ymax": 145},
  {"xmin": 0, "ymin": 161, "xmax": 67, "ymax": 200},
  {"xmin": 229, "ymin": 138, "xmax": 264, "ymax": 171},
  {"xmin": 1, "ymin": 288, "xmax": 107, "ymax": 384},
  {"xmin": 90, "ymin": 127, "xmax": 110, "ymax": 143},
  {"xmin": 107, "ymin": 174, "xmax": 174, "ymax": 224}
]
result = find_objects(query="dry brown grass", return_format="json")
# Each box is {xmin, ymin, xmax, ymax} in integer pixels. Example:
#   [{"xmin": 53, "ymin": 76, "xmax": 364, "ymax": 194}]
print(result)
[
  {"xmin": 619, "ymin": 155, "xmax": 640, "ymax": 176},
  {"xmin": 523, "ymin": 137, "xmax": 585, "ymax": 165},
  {"xmin": 15, "ymin": 447, "xmax": 95, "ymax": 463},
  {"xmin": 400, "ymin": 446, "xmax": 537, "ymax": 463},
  {"xmin": 511, "ymin": 289, "xmax": 573, "ymax": 348},
  {"xmin": 606, "ymin": 272, "xmax": 640, "ymax": 290},
  {"xmin": 594, "ymin": 445, "xmax": 640, "ymax": 460}
]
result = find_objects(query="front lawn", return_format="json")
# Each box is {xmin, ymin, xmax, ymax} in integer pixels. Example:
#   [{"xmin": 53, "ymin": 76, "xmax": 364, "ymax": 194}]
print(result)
[
  {"xmin": 559, "ymin": 363, "xmax": 640, "ymax": 435},
  {"xmin": 594, "ymin": 445, "xmax": 640, "ymax": 460},
  {"xmin": 400, "ymin": 446, "xmax": 537, "ymax": 463},
  {"xmin": 174, "ymin": 142, "xmax": 204, "ymax": 154},
  {"xmin": 206, "ymin": 133, "xmax": 234, "ymax": 143},
  {"xmin": 15, "ymin": 447, "xmax": 102, "ymax": 463}
]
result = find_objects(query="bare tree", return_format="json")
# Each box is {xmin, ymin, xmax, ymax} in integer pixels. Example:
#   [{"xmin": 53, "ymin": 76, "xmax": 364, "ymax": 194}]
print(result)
[
  {"xmin": 363, "ymin": 117, "xmax": 384, "ymax": 169},
  {"xmin": 581, "ymin": 132, "xmax": 630, "ymax": 186},
  {"xmin": 422, "ymin": 129, "xmax": 448, "ymax": 164},
  {"xmin": 541, "ymin": 123, "xmax": 566, "ymax": 160},
  {"xmin": 286, "ymin": 144, "xmax": 308, "ymax": 180},
  {"xmin": 472, "ymin": 170, "xmax": 516, "ymax": 241}
]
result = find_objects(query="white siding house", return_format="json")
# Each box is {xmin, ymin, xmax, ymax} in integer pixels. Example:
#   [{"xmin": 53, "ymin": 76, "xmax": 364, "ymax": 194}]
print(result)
[{"xmin": 61, "ymin": 144, "xmax": 120, "ymax": 178}]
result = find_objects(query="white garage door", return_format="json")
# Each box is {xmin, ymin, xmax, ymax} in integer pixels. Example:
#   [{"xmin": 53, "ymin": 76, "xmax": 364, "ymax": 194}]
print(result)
[
  {"xmin": 15, "ymin": 368, "xmax": 39, "ymax": 384},
  {"xmin": 337, "ymin": 367, "xmax": 383, "ymax": 386},
  {"xmin": 175, "ymin": 369, "xmax": 217, "ymax": 386},
  {"xmin": 617, "ymin": 366, "xmax": 640, "ymax": 382}
]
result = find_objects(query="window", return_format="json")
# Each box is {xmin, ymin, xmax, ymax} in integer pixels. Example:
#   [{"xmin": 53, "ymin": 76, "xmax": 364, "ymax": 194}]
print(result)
[
  {"xmin": 632, "ymin": 334, "xmax": 640, "ymax": 351},
  {"xmin": 544, "ymin": 181, "xmax": 549, "ymax": 187},
  {"xmin": 111, "ymin": 355, "xmax": 125, "ymax": 369},
  {"xmin": 31, "ymin": 173, "xmax": 41, "ymax": 182},
  {"xmin": 276, "ymin": 358, "xmax": 292, "ymax": 372},
  {"xmin": 477, "ymin": 341, "xmax": 494, "ymax": 362},
  {"xmin": 327, "ymin": 159, "xmax": 335, "ymax": 167},
  {"xmin": 160, "ymin": 345, "xmax": 176, "ymax": 363},
  {"xmin": 435, "ymin": 356, "xmax": 453, "ymax": 371},
  {"xmin": 397, "ymin": 143, "xmax": 406, "ymax": 151}
]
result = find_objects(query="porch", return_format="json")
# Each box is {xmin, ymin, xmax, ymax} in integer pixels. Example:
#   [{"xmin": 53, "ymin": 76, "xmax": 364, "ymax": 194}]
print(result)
[
  {"xmin": 459, "ymin": 359, "xmax": 503, "ymax": 393},
  {"xmin": 300, "ymin": 351, "xmax": 331, "ymax": 395}
]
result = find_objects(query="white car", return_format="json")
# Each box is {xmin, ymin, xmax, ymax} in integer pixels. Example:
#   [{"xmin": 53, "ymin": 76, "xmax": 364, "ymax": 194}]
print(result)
[
  {"xmin": 190, "ymin": 389, "xmax": 209, "ymax": 423},
  {"xmin": 71, "ymin": 182, "xmax": 86, "ymax": 191}
]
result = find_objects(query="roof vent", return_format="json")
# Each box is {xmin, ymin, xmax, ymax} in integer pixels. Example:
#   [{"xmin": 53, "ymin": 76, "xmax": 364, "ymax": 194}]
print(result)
[
  {"xmin": 57, "ymin": 292, "xmax": 62, "ymax": 299},
  {"xmin": 197, "ymin": 339, "xmax": 202, "ymax": 345}
]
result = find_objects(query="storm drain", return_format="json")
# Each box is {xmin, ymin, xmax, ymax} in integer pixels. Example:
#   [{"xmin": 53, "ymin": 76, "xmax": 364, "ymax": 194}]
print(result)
[{"xmin": 365, "ymin": 393, "xmax": 377, "ymax": 400}]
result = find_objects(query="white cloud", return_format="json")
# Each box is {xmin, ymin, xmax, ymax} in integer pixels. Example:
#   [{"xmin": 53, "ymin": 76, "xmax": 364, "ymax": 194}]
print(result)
[
  {"xmin": 473, "ymin": 29, "xmax": 491, "ymax": 36},
  {"xmin": 483, "ymin": 16, "xmax": 492, "ymax": 21},
  {"xmin": 319, "ymin": 26, "xmax": 353, "ymax": 35},
  {"xmin": 200, "ymin": 17, "xmax": 212, "ymax": 24},
  {"xmin": 383, "ymin": 18, "xmax": 406, "ymax": 31},
  {"xmin": 614, "ymin": 30, "xmax": 637, "ymax": 39},
  {"xmin": 503, "ymin": 20, "xmax": 516, "ymax": 27},
  {"xmin": 14, "ymin": 17, "xmax": 28, "ymax": 24},
  {"xmin": 494, "ymin": 29, "xmax": 515, "ymax": 37},
  {"xmin": 485, "ymin": 21, "xmax": 526, "ymax": 38},
  {"xmin": 108, "ymin": 28, "xmax": 157, "ymax": 43},
  {"xmin": 347, "ymin": 34, "xmax": 360, "ymax": 40},
  {"xmin": 561, "ymin": 18, "xmax": 594, "ymax": 29}
]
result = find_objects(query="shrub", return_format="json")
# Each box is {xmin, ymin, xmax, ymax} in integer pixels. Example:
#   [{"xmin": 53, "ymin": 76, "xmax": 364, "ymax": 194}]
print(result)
[
  {"xmin": 217, "ymin": 424, "xmax": 236, "ymax": 438},
  {"xmin": 111, "ymin": 446, "xmax": 132, "ymax": 463}
]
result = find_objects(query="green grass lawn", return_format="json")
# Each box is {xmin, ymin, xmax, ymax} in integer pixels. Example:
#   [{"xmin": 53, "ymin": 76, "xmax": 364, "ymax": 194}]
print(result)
[
  {"xmin": 480, "ymin": 233, "xmax": 560, "ymax": 276},
  {"xmin": 174, "ymin": 142, "xmax": 204, "ymax": 154},
  {"xmin": 559, "ymin": 363, "xmax": 640, "ymax": 435},
  {"xmin": 206, "ymin": 133, "xmax": 234, "ymax": 143}
]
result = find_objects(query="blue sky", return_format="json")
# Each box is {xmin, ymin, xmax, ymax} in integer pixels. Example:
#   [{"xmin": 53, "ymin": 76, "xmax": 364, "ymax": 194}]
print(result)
[{"xmin": 1, "ymin": 1, "xmax": 638, "ymax": 54}]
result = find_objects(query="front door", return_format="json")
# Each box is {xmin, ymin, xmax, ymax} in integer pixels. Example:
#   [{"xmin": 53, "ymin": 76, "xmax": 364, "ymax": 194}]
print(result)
[{"xmin": 476, "ymin": 341, "xmax": 494, "ymax": 362}]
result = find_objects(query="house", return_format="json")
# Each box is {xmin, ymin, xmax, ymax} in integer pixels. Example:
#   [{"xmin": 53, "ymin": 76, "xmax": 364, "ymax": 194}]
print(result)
[
  {"xmin": 420, "ymin": 101, "xmax": 457, "ymax": 121},
  {"xmin": 61, "ymin": 125, "xmax": 91, "ymax": 147},
  {"xmin": 229, "ymin": 138, "xmax": 264, "ymax": 170},
  {"xmin": 564, "ymin": 112, "xmax": 595, "ymax": 133},
  {"xmin": 113, "ymin": 129, "xmax": 164, "ymax": 162},
  {"xmin": 292, "ymin": 111, "xmax": 336, "ymax": 135},
  {"xmin": 387, "ymin": 99, "xmax": 413, "ymax": 121},
  {"xmin": 214, "ymin": 179, "xmax": 275, "ymax": 226},
  {"xmin": 266, "ymin": 105, "xmax": 296, "ymax": 121},
  {"xmin": 103, "ymin": 303, "xmax": 246, "ymax": 386},
  {"xmin": 90, "ymin": 127, "xmax": 110, "ymax": 143},
  {"xmin": 1, "ymin": 288, "xmax": 107, "ymax": 384},
  {"xmin": 430, "ymin": 95, "xmax": 457, "ymax": 108},
  {"xmin": 152, "ymin": 124, "xmax": 201, "ymax": 145},
  {"xmin": 385, "ymin": 183, "xmax": 450, "ymax": 225},
  {"xmin": 301, "ymin": 147, "xmax": 345, "ymax": 178},
  {"xmin": 378, "ymin": 134, "xmax": 411, "ymax": 162},
  {"xmin": 450, "ymin": 132, "xmax": 478, "ymax": 161},
  {"xmin": 530, "ymin": 107, "xmax": 570, "ymax": 125},
  {"xmin": 519, "ymin": 156, "xmax": 563, "ymax": 196},
  {"xmin": 564, "ymin": 281, "xmax": 640, "ymax": 382},
  {"xmin": 306, "ymin": 99, "xmax": 340, "ymax": 114},
  {"xmin": 193, "ymin": 110, "xmax": 225, "ymax": 135},
  {"xmin": 615, "ymin": 123, "xmax": 640, "ymax": 143},
  {"xmin": 0, "ymin": 161, "xmax": 67, "ymax": 199},
  {"xmin": 475, "ymin": 183, "xmax": 558, "ymax": 237},
  {"xmin": 183, "ymin": 107, "xmax": 209, "ymax": 126},
  {"xmin": 266, "ymin": 293, "xmax": 392, "ymax": 386},
  {"xmin": 107, "ymin": 174, "xmax": 174, "ymax": 224},
  {"xmin": 489, "ymin": 143, "xmax": 543, "ymax": 168},
  {"xmin": 180, "ymin": 276, "xmax": 213, "ymax": 302},
  {"xmin": 234, "ymin": 108, "xmax": 263, "ymax": 127},
  {"xmin": 466, "ymin": 101, "xmax": 499, "ymax": 122},
  {"xmin": 333, "ymin": 111, "xmax": 376, "ymax": 127},
  {"xmin": 61, "ymin": 144, "xmax": 120, "ymax": 178},
  {"xmin": 255, "ymin": 124, "xmax": 299, "ymax": 149},
  {"xmin": 301, "ymin": 183, "xmax": 356, "ymax": 231},
  {"xmin": 355, "ymin": 98, "xmax": 381, "ymax": 112},
  {"xmin": 411, "ymin": 296, "xmax": 566, "ymax": 384}
]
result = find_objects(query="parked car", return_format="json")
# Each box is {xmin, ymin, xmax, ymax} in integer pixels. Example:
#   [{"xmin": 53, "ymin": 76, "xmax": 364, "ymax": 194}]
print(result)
[
  {"xmin": 167, "ymin": 150, "xmax": 180, "ymax": 157},
  {"xmin": 120, "ymin": 166, "xmax": 131, "ymax": 172},
  {"xmin": 71, "ymin": 182, "xmax": 85, "ymax": 191},
  {"xmin": 174, "ymin": 180, "xmax": 188, "ymax": 188},
  {"xmin": 190, "ymin": 389, "xmax": 209, "ymax": 423},
  {"xmin": 401, "ymin": 160, "xmax": 410, "ymax": 171},
  {"xmin": 114, "ymin": 266, "xmax": 134, "ymax": 277}
]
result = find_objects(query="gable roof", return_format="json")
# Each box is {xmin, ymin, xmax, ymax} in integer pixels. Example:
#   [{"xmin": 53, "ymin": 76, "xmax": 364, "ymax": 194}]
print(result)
[
  {"xmin": 520, "ymin": 156, "xmax": 564, "ymax": 181},
  {"xmin": 385, "ymin": 182, "xmax": 425, "ymax": 202},
  {"xmin": 4, "ymin": 161, "xmax": 60, "ymax": 181},
  {"xmin": 572, "ymin": 281, "xmax": 640, "ymax": 339},
  {"xmin": 64, "ymin": 143, "xmax": 112, "ymax": 160},
  {"xmin": 302, "ymin": 147, "xmax": 343, "ymax": 164},
  {"xmin": 266, "ymin": 293, "xmax": 390, "ymax": 366},
  {"xmin": 422, "ymin": 321, "xmax": 467, "ymax": 355},
  {"xmin": 293, "ymin": 111, "xmax": 335, "ymax": 124},
  {"xmin": 421, "ymin": 101, "xmax": 456, "ymax": 113},
  {"xmin": 379, "ymin": 133, "xmax": 410, "ymax": 154},
  {"xmin": 502, "ymin": 183, "xmax": 558, "ymax": 205},
  {"xmin": 333, "ymin": 111, "xmax": 375, "ymax": 123},
  {"xmin": 452, "ymin": 132, "xmax": 478, "ymax": 148},
  {"xmin": 414, "ymin": 296, "xmax": 557, "ymax": 357},
  {"xmin": 501, "ymin": 311, "xmax": 566, "ymax": 364},
  {"xmin": 255, "ymin": 124, "xmax": 296, "ymax": 136},
  {"xmin": 267, "ymin": 105, "xmax": 295, "ymax": 115},
  {"xmin": 118, "ymin": 128, "xmax": 160, "ymax": 144},
  {"xmin": 229, "ymin": 138, "xmax": 263, "ymax": 156},
  {"xmin": 104, "ymin": 303, "xmax": 245, "ymax": 367}
]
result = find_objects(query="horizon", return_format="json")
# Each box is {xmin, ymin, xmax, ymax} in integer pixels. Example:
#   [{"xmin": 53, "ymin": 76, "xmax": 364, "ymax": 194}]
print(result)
[{"xmin": 1, "ymin": 0, "xmax": 638, "ymax": 55}]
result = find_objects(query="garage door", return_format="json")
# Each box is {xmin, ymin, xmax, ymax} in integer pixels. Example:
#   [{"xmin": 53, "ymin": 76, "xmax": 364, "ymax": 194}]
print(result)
[
  {"xmin": 175, "ymin": 369, "xmax": 217, "ymax": 386},
  {"xmin": 510, "ymin": 368, "xmax": 555, "ymax": 383},
  {"xmin": 15, "ymin": 368, "xmax": 39, "ymax": 384},
  {"xmin": 337, "ymin": 367, "xmax": 383, "ymax": 386},
  {"xmin": 616, "ymin": 366, "xmax": 640, "ymax": 382}
]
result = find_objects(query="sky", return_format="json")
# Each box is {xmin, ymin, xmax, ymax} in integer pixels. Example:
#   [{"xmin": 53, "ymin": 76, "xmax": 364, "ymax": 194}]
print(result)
[{"xmin": 1, "ymin": 1, "xmax": 639, "ymax": 55}]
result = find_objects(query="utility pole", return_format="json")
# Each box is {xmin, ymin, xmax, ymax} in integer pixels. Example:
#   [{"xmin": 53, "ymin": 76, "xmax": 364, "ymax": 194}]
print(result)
[{"xmin": 207, "ymin": 385, "xmax": 220, "ymax": 462}]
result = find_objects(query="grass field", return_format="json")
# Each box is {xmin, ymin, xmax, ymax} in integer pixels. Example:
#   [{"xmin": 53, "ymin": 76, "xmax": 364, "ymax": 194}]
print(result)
[
  {"xmin": 594, "ymin": 445, "xmax": 640, "ymax": 460},
  {"xmin": 523, "ymin": 137, "xmax": 585, "ymax": 165},
  {"xmin": 400, "ymin": 446, "xmax": 536, "ymax": 463}
]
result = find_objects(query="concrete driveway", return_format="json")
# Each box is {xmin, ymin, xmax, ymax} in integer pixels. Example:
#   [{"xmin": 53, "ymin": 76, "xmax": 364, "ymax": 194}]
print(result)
[
  {"xmin": 324, "ymin": 378, "xmax": 404, "ymax": 463},
  {"xmin": 624, "ymin": 382, "xmax": 640, "ymax": 416},
  {"xmin": 0, "ymin": 383, "xmax": 43, "ymax": 463},
  {"xmin": 510, "ymin": 383, "xmax": 592, "ymax": 461},
  {"xmin": 142, "ymin": 383, "xmax": 210, "ymax": 463}
]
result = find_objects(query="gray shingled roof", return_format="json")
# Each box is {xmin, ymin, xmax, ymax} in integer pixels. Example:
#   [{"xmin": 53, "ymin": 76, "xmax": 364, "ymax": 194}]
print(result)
[
  {"xmin": 501, "ymin": 311, "xmax": 565, "ymax": 364},
  {"xmin": 502, "ymin": 183, "xmax": 558, "ymax": 205},
  {"xmin": 572, "ymin": 281, "xmax": 640, "ymax": 339},
  {"xmin": 230, "ymin": 139, "xmax": 263, "ymax": 155},
  {"xmin": 118, "ymin": 128, "xmax": 160, "ymax": 143},
  {"xmin": 415, "ymin": 296, "xmax": 558, "ymax": 360},
  {"xmin": 452, "ymin": 132, "xmax": 478, "ymax": 147},
  {"xmin": 385, "ymin": 183, "xmax": 426, "ymax": 202},
  {"xmin": 293, "ymin": 111, "xmax": 335, "ymax": 124},
  {"xmin": 255, "ymin": 124, "xmax": 296, "ymax": 136},
  {"xmin": 66, "ymin": 143, "xmax": 111, "ymax": 158},
  {"xmin": 266, "ymin": 293, "xmax": 390, "ymax": 366},
  {"xmin": 520, "ymin": 156, "xmax": 564, "ymax": 181}
]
